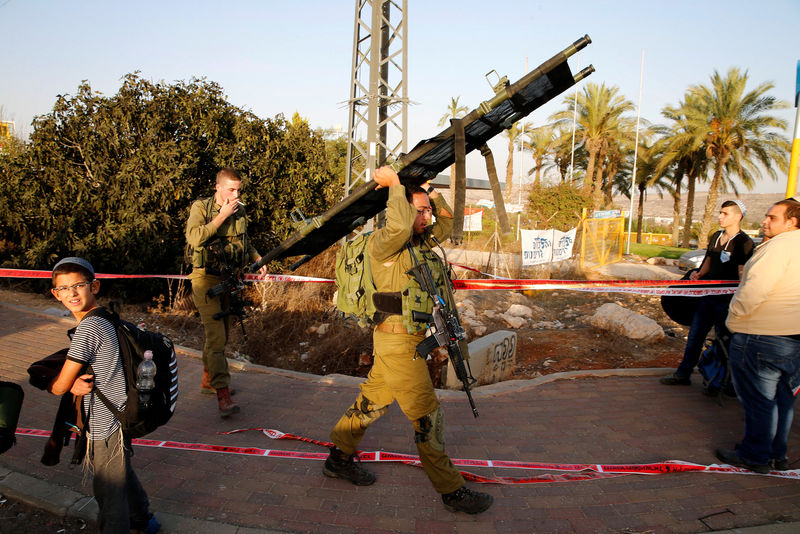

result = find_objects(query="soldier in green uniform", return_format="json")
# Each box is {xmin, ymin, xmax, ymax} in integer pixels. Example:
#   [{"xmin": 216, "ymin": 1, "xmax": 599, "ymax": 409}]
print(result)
[
  {"xmin": 323, "ymin": 166, "xmax": 493, "ymax": 514},
  {"xmin": 185, "ymin": 168, "xmax": 266, "ymax": 418}
]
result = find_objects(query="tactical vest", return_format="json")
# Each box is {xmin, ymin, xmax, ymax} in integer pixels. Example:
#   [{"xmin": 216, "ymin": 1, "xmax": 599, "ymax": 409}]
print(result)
[
  {"xmin": 335, "ymin": 232, "xmax": 379, "ymax": 326},
  {"xmin": 401, "ymin": 238, "xmax": 456, "ymax": 334},
  {"xmin": 335, "ymin": 232, "xmax": 455, "ymax": 334},
  {"xmin": 188, "ymin": 196, "xmax": 251, "ymax": 272}
]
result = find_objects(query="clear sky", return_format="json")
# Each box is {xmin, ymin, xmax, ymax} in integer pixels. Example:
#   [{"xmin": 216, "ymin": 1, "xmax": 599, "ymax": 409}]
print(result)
[{"xmin": 2, "ymin": 0, "xmax": 798, "ymax": 193}]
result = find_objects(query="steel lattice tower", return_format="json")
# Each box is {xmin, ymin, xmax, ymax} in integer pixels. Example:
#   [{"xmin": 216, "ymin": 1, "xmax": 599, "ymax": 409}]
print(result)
[{"xmin": 345, "ymin": 0, "xmax": 408, "ymax": 196}]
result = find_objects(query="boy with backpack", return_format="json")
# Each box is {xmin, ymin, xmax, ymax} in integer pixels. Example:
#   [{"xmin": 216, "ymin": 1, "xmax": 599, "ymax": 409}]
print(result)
[{"xmin": 47, "ymin": 257, "xmax": 160, "ymax": 534}]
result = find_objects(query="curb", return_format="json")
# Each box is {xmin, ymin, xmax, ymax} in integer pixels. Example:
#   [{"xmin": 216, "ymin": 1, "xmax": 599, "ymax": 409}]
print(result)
[
  {"xmin": 174, "ymin": 328, "xmax": 677, "ymax": 395},
  {"xmin": 184, "ymin": 346, "xmax": 676, "ymax": 398},
  {"xmin": 0, "ymin": 465, "xmax": 97, "ymax": 522}
]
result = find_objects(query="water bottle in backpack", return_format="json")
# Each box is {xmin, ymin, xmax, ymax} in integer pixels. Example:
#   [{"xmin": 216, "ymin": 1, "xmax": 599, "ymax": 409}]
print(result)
[{"xmin": 136, "ymin": 350, "xmax": 157, "ymax": 410}]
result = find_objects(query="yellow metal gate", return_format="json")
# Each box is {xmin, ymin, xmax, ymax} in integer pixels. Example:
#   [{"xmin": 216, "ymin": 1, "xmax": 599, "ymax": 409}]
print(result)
[{"xmin": 580, "ymin": 215, "xmax": 624, "ymax": 269}]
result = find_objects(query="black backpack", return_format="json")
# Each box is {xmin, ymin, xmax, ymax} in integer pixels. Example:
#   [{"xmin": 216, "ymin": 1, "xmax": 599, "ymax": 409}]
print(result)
[{"xmin": 85, "ymin": 306, "xmax": 178, "ymax": 438}]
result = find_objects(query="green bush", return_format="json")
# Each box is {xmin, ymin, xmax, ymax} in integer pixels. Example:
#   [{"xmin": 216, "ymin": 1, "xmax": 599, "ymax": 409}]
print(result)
[
  {"xmin": 525, "ymin": 182, "xmax": 590, "ymax": 231},
  {"xmin": 0, "ymin": 74, "xmax": 343, "ymax": 282}
]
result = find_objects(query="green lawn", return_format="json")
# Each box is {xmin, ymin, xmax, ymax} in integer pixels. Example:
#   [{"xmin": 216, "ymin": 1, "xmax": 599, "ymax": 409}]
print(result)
[{"xmin": 628, "ymin": 242, "xmax": 691, "ymax": 259}]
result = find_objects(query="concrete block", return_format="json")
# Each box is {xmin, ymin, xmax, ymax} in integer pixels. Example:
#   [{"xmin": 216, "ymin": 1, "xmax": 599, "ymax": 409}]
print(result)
[{"xmin": 443, "ymin": 330, "xmax": 516, "ymax": 389}]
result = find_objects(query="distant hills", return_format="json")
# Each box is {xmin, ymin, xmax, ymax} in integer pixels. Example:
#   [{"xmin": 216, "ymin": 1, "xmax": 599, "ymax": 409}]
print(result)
[{"xmin": 611, "ymin": 192, "xmax": 786, "ymax": 228}]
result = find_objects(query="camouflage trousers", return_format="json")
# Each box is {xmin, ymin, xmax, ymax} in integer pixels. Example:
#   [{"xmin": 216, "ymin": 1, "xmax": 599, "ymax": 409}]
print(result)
[{"xmin": 330, "ymin": 318, "xmax": 464, "ymax": 494}]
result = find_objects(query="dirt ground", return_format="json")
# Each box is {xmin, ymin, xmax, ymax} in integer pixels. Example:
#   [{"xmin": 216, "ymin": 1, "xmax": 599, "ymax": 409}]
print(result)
[
  {"xmin": 0, "ymin": 495, "xmax": 88, "ymax": 534},
  {"xmin": 484, "ymin": 289, "xmax": 685, "ymax": 378}
]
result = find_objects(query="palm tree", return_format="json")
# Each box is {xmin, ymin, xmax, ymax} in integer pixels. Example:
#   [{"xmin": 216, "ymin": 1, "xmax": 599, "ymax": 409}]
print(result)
[
  {"xmin": 503, "ymin": 122, "xmax": 526, "ymax": 202},
  {"xmin": 550, "ymin": 83, "xmax": 635, "ymax": 212},
  {"xmin": 524, "ymin": 125, "xmax": 555, "ymax": 187},
  {"xmin": 438, "ymin": 96, "xmax": 469, "ymax": 127},
  {"xmin": 632, "ymin": 137, "xmax": 673, "ymax": 243},
  {"xmin": 685, "ymin": 68, "xmax": 790, "ymax": 248},
  {"xmin": 650, "ymin": 133, "xmax": 686, "ymax": 246},
  {"xmin": 438, "ymin": 97, "xmax": 469, "ymax": 207},
  {"xmin": 546, "ymin": 125, "xmax": 586, "ymax": 183},
  {"xmin": 599, "ymin": 116, "xmax": 640, "ymax": 209},
  {"xmin": 657, "ymin": 95, "xmax": 712, "ymax": 247}
]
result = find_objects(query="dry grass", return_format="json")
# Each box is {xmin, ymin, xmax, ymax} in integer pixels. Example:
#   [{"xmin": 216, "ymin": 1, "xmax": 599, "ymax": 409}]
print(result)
[
  {"xmin": 235, "ymin": 246, "xmax": 374, "ymax": 376},
  {"xmin": 120, "ymin": 246, "xmax": 373, "ymax": 377}
]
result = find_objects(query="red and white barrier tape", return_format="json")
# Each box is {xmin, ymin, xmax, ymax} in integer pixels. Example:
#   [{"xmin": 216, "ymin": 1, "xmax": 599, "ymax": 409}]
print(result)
[
  {"xmin": 0, "ymin": 268, "xmax": 329, "ymax": 285},
  {"xmin": 0, "ymin": 268, "xmax": 736, "ymax": 296},
  {"xmin": 243, "ymin": 273, "xmax": 333, "ymax": 283},
  {"xmin": 0, "ymin": 268, "xmax": 187, "ymax": 281},
  {"xmin": 574, "ymin": 286, "xmax": 735, "ymax": 296},
  {"xmin": 15, "ymin": 427, "xmax": 799, "ymax": 484},
  {"xmin": 450, "ymin": 262, "xmax": 509, "ymax": 280},
  {"xmin": 451, "ymin": 278, "xmax": 736, "ymax": 295}
]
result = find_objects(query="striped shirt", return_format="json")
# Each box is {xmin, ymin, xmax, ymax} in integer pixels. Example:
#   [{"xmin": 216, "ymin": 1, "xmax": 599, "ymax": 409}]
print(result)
[{"xmin": 67, "ymin": 315, "xmax": 127, "ymax": 440}]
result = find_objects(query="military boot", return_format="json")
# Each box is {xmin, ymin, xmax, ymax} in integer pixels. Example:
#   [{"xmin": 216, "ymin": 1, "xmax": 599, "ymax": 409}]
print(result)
[
  {"xmin": 216, "ymin": 386, "xmax": 240, "ymax": 418},
  {"xmin": 322, "ymin": 447, "xmax": 376, "ymax": 486},
  {"xmin": 442, "ymin": 486, "xmax": 493, "ymax": 514}
]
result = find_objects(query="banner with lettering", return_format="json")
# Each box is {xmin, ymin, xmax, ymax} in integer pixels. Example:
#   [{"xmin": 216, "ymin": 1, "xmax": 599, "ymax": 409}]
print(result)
[
  {"xmin": 520, "ymin": 229, "xmax": 554, "ymax": 266},
  {"xmin": 464, "ymin": 208, "xmax": 483, "ymax": 232},
  {"xmin": 552, "ymin": 228, "xmax": 577, "ymax": 262}
]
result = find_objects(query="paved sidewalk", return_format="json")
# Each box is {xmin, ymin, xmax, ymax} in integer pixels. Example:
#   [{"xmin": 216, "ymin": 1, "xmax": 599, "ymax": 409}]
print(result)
[{"xmin": 1, "ymin": 302, "xmax": 799, "ymax": 533}]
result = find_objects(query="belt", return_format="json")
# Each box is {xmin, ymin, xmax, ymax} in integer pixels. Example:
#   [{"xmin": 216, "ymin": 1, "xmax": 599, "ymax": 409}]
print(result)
[
  {"xmin": 192, "ymin": 267, "xmax": 222, "ymax": 277},
  {"xmin": 376, "ymin": 322, "xmax": 409, "ymax": 334}
]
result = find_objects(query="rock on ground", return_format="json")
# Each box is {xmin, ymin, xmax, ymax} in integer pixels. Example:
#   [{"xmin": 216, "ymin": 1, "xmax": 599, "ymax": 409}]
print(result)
[
  {"xmin": 584, "ymin": 302, "xmax": 664, "ymax": 342},
  {"xmin": 505, "ymin": 303, "xmax": 534, "ymax": 318},
  {"xmin": 501, "ymin": 313, "xmax": 527, "ymax": 329}
]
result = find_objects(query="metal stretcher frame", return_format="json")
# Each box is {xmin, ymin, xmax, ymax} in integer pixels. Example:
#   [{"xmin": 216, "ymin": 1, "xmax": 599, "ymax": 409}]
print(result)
[{"xmin": 251, "ymin": 35, "xmax": 595, "ymax": 271}]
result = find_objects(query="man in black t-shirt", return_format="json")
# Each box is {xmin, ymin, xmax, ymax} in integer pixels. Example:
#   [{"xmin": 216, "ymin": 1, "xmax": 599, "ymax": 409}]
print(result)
[{"xmin": 661, "ymin": 200, "xmax": 754, "ymax": 385}]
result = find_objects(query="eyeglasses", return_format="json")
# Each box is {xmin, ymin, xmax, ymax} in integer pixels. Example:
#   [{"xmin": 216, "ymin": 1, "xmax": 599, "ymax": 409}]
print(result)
[
  {"xmin": 52, "ymin": 281, "xmax": 94, "ymax": 295},
  {"xmin": 416, "ymin": 208, "xmax": 432, "ymax": 215}
]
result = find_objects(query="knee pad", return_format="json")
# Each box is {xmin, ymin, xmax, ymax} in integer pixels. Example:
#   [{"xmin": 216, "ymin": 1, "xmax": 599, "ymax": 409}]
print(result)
[
  {"xmin": 345, "ymin": 395, "xmax": 388, "ymax": 429},
  {"xmin": 414, "ymin": 407, "xmax": 445, "ymax": 451}
]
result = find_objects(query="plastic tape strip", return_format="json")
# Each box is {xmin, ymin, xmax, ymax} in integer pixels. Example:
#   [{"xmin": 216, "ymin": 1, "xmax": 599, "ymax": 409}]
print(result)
[
  {"xmin": 16, "ymin": 428, "xmax": 799, "ymax": 484},
  {"xmin": 0, "ymin": 268, "xmax": 736, "ymax": 296}
]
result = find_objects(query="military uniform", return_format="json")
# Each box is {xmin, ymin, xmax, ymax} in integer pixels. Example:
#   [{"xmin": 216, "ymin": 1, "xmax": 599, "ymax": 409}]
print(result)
[
  {"xmin": 329, "ymin": 184, "xmax": 465, "ymax": 495},
  {"xmin": 185, "ymin": 196, "xmax": 259, "ymax": 390}
]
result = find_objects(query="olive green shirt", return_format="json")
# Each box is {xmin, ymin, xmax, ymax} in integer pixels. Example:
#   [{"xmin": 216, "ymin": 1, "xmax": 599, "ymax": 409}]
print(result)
[{"xmin": 185, "ymin": 196, "xmax": 259, "ymax": 279}]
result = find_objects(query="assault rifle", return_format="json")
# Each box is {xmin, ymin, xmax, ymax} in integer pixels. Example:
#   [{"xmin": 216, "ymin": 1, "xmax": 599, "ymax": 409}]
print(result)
[
  {"xmin": 408, "ymin": 262, "xmax": 478, "ymax": 418},
  {"xmin": 205, "ymin": 243, "xmax": 252, "ymax": 342}
]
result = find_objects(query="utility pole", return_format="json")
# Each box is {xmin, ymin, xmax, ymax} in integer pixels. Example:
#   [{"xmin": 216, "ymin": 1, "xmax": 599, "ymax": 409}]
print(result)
[
  {"xmin": 345, "ymin": 0, "xmax": 408, "ymax": 200},
  {"xmin": 787, "ymin": 60, "xmax": 800, "ymax": 198},
  {"xmin": 626, "ymin": 49, "xmax": 645, "ymax": 254}
]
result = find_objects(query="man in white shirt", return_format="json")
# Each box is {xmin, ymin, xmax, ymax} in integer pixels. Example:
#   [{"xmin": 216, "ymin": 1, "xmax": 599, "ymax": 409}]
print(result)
[{"xmin": 715, "ymin": 199, "xmax": 800, "ymax": 473}]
